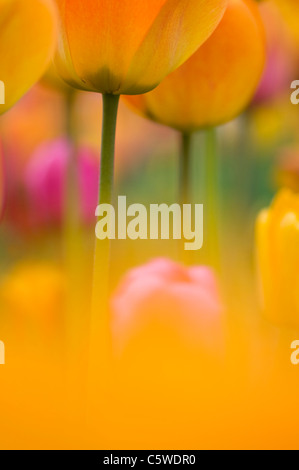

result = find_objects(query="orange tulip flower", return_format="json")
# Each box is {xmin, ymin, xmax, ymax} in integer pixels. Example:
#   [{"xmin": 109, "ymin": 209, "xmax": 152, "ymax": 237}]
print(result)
[
  {"xmin": 124, "ymin": 0, "xmax": 265, "ymax": 267},
  {"xmin": 125, "ymin": 0, "xmax": 266, "ymax": 132},
  {"xmin": 54, "ymin": 0, "xmax": 228, "ymax": 95},
  {"xmin": 52, "ymin": 2, "xmax": 227, "ymax": 291},
  {"xmin": 0, "ymin": 0, "xmax": 57, "ymax": 115},
  {"xmin": 54, "ymin": 1, "xmax": 229, "ymax": 382}
]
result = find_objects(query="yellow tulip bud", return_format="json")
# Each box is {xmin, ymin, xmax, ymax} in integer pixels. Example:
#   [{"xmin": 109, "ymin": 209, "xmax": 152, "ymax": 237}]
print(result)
[{"xmin": 256, "ymin": 189, "xmax": 299, "ymax": 327}]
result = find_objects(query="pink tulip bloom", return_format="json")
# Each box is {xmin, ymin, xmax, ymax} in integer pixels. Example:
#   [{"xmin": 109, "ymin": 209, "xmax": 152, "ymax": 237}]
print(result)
[
  {"xmin": 25, "ymin": 139, "xmax": 99, "ymax": 228},
  {"xmin": 111, "ymin": 258, "xmax": 224, "ymax": 354},
  {"xmin": 253, "ymin": 2, "xmax": 295, "ymax": 105},
  {"xmin": 254, "ymin": 47, "xmax": 293, "ymax": 104}
]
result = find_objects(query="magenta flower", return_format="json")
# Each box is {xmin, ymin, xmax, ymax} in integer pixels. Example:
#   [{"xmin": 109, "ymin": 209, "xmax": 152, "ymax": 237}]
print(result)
[
  {"xmin": 111, "ymin": 258, "xmax": 224, "ymax": 354},
  {"xmin": 25, "ymin": 139, "xmax": 99, "ymax": 228},
  {"xmin": 254, "ymin": 47, "xmax": 293, "ymax": 104},
  {"xmin": 253, "ymin": 2, "xmax": 295, "ymax": 105}
]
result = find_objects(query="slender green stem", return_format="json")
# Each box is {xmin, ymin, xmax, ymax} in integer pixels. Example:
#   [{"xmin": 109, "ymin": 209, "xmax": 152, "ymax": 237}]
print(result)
[
  {"xmin": 179, "ymin": 132, "xmax": 193, "ymax": 265},
  {"xmin": 98, "ymin": 94, "xmax": 120, "ymax": 206},
  {"xmin": 64, "ymin": 91, "xmax": 79, "ymax": 246},
  {"xmin": 204, "ymin": 127, "xmax": 221, "ymax": 269},
  {"xmin": 61, "ymin": 91, "xmax": 91, "ymax": 421},
  {"xmin": 179, "ymin": 132, "xmax": 193, "ymax": 207},
  {"xmin": 89, "ymin": 93, "xmax": 119, "ymax": 382},
  {"xmin": 63, "ymin": 91, "xmax": 86, "ymax": 367},
  {"xmin": 64, "ymin": 90, "xmax": 80, "ymax": 260}
]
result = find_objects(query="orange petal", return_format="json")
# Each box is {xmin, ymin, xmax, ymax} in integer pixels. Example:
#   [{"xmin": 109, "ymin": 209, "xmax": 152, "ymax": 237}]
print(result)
[
  {"xmin": 122, "ymin": 0, "xmax": 228, "ymax": 94},
  {"xmin": 54, "ymin": 0, "xmax": 227, "ymax": 94},
  {"xmin": 125, "ymin": 0, "xmax": 265, "ymax": 130}
]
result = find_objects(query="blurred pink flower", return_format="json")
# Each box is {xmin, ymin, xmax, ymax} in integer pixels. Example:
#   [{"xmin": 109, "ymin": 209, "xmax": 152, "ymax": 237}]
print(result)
[
  {"xmin": 25, "ymin": 138, "xmax": 99, "ymax": 228},
  {"xmin": 111, "ymin": 258, "xmax": 224, "ymax": 354},
  {"xmin": 253, "ymin": 2, "xmax": 296, "ymax": 105}
]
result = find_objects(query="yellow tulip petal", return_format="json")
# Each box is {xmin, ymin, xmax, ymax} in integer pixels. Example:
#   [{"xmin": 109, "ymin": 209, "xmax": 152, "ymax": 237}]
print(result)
[
  {"xmin": 122, "ymin": 0, "xmax": 228, "ymax": 95},
  {"xmin": 256, "ymin": 189, "xmax": 299, "ymax": 328},
  {"xmin": 256, "ymin": 209, "xmax": 274, "ymax": 314},
  {"xmin": 126, "ymin": 0, "xmax": 265, "ymax": 131},
  {"xmin": 0, "ymin": 0, "xmax": 57, "ymax": 115},
  {"xmin": 275, "ymin": 212, "xmax": 299, "ymax": 325}
]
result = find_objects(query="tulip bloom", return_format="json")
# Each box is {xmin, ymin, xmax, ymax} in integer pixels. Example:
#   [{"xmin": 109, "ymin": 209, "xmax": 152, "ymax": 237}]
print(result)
[
  {"xmin": 24, "ymin": 139, "xmax": 99, "ymax": 228},
  {"xmin": 256, "ymin": 189, "xmax": 299, "ymax": 327},
  {"xmin": 0, "ymin": 0, "xmax": 57, "ymax": 115},
  {"xmin": 54, "ymin": 1, "xmax": 228, "ymax": 364},
  {"xmin": 54, "ymin": 0, "xmax": 227, "ymax": 96},
  {"xmin": 43, "ymin": 62, "xmax": 73, "ymax": 94},
  {"xmin": 111, "ymin": 258, "xmax": 224, "ymax": 354},
  {"xmin": 253, "ymin": 1, "xmax": 296, "ymax": 105},
  {"xmin": 125, "ymin": 0, "xmax": 265, "ymax": 132},
  {"xmin": 125, "ymin": 0, "xmax": 265, "ymax": 265}
]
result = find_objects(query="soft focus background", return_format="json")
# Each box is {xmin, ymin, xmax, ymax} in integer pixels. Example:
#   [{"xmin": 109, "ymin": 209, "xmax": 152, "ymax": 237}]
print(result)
[{"xmin": 1, "ymin": 0, "xmax": 299, "ymax": 449}]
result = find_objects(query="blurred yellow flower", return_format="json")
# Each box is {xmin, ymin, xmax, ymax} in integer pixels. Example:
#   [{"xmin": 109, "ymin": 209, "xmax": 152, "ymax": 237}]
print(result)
[
  {"xmin": 0, "ymin": 0, "xmax": 57, "ymax": 115},
  {"xmin": 274, "ymin": 0, "xmax": 299, "ymax": 45},
  {"xmin": 0, "ymin": 262, "xmax": 65, "ymax": 321},
  {"xmin": 256, "ymin": 189, "xmax": 299, "ymax": 327}
]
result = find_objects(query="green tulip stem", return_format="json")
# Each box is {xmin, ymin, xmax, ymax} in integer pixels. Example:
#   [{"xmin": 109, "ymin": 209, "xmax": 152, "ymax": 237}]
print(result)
[
  {"xmin": 65, "ymin": 91, "xmax": 80, "ymax": 251},
  {"xmin": 64, "ymin": 90, "xmax": 85, "ymax": 367},
  {"xmin": 89, "ymin": 93, "xmax": 120, "ymax": 385},
  {"xmin": 179, "ymin": 132, "xmax": 193, "ymax": 207},
  {"xmin": 179, "ymin": 132, "xmax": 194, "ymax": 264},
  {"xmin": 205, "ymin": 127, "xmax": 221, "ymax": 269}
]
